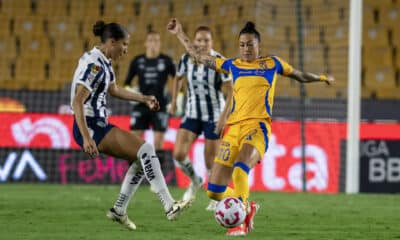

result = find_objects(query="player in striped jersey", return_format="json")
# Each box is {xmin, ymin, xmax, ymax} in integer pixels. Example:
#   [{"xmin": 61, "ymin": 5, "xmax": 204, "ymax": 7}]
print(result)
[
  {"xmin": 71, "ymin": 21, "xmax": 191, "ymax": 231},
  {"xmin": 168, "ymin": 18, "xmax": 334, "ymax": 236},
  {"xmin": 169, "ymin": 26, "xmax": 233, "ymax": 211}
]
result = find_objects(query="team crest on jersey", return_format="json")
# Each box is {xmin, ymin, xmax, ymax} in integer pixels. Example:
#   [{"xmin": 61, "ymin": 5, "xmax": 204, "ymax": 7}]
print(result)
[
  {"xmin": 157, "ymin": 61, "xmax": 166, "ymax": 71},
  {"xmin": 91, "ymin": 64, "xmax": 101, "ymax": 74},
  {"xmin": 259, "ymin": 61, "xmax": 267, "ymax": 69},
  {"xmin": 87, "ymin": 64, "xmax": 101, "ymax": 83},
  {"xmin": 259, "ymin": 59, "xmax": 275, "ymax": 69}
]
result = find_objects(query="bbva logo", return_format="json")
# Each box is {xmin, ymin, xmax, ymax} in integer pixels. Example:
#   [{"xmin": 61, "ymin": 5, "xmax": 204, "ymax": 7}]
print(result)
[{"xmin": 0, "ymin": 150, "xmax": 47, "ymax": 182}]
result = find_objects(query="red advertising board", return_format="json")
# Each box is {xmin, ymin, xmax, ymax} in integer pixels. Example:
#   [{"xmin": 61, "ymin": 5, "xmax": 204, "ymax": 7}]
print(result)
[{"xmin": 1, "ymin": 113, "xmax": 400, "ymax": 193}]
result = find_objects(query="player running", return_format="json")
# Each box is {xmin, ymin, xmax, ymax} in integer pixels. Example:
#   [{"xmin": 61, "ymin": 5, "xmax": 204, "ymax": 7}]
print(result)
[
  {"xmin": 169, "ymin": 26, "xmax": 233, "ymax": 211},
  {"xmin": 167, "ymin": 18, "xmax": 334, "ymax": 236},
  {"xmin": 71, "ymin": 20, "xmax": 191, "ymax": 231}
]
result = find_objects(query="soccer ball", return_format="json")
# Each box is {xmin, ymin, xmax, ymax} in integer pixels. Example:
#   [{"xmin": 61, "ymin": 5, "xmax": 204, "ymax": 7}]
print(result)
[{"xmin": 214, "ymin": 197, "xmax": 247, "ymax": 228}]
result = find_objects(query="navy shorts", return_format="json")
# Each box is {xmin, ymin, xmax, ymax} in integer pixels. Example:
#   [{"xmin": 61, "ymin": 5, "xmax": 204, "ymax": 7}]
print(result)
[
  {"xmin": 180, "ymin": 118, "xmax": 220, "ymax": 140},
  {"xmin": 130, "ymin": 109, "xmax": 169, "ymax": 132},
  {"xmin": 73, "ymin": 116, "xmax": 115, "ymax": 147}
]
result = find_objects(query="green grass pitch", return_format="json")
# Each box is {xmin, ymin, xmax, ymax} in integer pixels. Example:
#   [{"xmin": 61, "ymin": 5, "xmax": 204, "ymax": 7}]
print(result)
[{"xmin": 0, "ymin": 184, "xmax": 399, "ymax": 240}]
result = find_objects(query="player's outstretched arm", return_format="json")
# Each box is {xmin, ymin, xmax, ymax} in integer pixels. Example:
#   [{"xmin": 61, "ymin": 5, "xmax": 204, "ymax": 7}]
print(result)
[
  {"xmin": 167, "ymin": 18, "xmax": 217, "ymax": 70},
  {"xmin": 108, "ymin": 82, "xmax": 160, "ymax": 111},
  {"xmin": 288, "ymin": 69, "xmax": 335, "ymax": 85}
]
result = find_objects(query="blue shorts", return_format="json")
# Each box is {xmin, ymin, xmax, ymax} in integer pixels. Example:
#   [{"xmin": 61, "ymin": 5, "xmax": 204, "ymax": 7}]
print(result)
[
  {"xmin": 180, "ymin": 118, "xmax": 220, "ymax": 140},
  {"xmin": 73, "ymin": 116, "xmax": 115, "ymax": 148}
]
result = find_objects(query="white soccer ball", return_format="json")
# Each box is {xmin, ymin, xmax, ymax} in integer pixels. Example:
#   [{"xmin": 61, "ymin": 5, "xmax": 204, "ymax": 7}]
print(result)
[{"xmin": 214, "ymin": 197, "xmax": 247, "ymax": 228}]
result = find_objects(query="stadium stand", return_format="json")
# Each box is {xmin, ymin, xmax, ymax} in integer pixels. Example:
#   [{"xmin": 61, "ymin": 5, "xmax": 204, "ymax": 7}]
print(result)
[{"xmin": 0, "ymin": 0, "xmax": 398, "ymax": 99}]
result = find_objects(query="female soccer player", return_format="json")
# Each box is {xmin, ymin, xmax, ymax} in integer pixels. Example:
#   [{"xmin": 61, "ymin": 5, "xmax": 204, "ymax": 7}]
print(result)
[
  {"xmin": 167, "ymin": 18, "xmax": 334, "ymax": 236},
  {"xmin": 169, "ymin": 26, "xmax": 233, "ymax": 211},
  {"xmin": 71, "ymin": 20, "xmax": 190, "ymax": 231}
]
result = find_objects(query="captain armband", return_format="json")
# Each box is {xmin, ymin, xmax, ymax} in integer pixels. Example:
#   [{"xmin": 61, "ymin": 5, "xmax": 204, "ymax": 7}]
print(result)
[{"xmin": 319, "ymin": 74, "xmax": 328, "ymax": 82}]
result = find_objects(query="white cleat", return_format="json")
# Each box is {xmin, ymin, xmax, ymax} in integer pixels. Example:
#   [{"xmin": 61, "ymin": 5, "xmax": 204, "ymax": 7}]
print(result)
[
  {"xmin": 205, "ymin": 200, "xmax": 218, "ymax": 211},
  {"xmin": 182, "ymin": 177, "xmax": 203, "ymax": 201},
  {"xmin": 166, "ymin": 199, "xmax": 193, "ymax": 220},
  {"xmin": 106, "ymin": 208, "xmax": 137, "ymax": 230}
]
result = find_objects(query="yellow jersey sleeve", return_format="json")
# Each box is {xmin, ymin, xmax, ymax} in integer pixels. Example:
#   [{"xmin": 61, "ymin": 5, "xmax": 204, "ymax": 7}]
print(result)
[
  {"xmin": 272, "ymin": 56, "xmax": 294, "ymax": 76},
  {"xmin": 215, "ymin": 57, "xmax": 231, "ymax": 74}
]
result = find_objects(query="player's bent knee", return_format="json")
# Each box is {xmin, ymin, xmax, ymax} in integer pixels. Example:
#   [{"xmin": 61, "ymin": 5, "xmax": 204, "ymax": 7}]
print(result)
[
  {"xmin": 137, "ymin": 142, "xmax": 155, "ymax": 159},
  {"xmin": 173, "ymin": 150, "xmax": 186, "ymax": 162}
]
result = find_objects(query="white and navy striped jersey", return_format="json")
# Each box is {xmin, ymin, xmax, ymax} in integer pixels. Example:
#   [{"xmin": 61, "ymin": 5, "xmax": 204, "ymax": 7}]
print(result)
[
  {"xmin": 70, "ymin": 47, "xmax": 115, "ymax": 118},
  {"xmin": 177, "ymin": 50, "xmax": 232, "ymax": 122}
]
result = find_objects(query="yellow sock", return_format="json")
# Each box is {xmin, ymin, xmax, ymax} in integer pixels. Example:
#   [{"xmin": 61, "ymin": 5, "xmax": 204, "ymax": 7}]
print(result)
[
  {"xmin": 232, "ymin": 162, "xmax": 250, "ymax": 203},
  {"xmin": 207, "ymin": 184, "xmax": 234, "ymax": 201},
  {"xmin": 223, "ymin": 186, "xmax": 234, "ymax": 198}
]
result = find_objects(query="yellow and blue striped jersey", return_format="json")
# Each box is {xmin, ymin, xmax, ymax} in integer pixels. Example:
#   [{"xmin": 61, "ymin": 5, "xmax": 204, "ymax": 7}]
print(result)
[{"xmin": 215, "ymin": 56, "xmax": 293, "ymax": 124}]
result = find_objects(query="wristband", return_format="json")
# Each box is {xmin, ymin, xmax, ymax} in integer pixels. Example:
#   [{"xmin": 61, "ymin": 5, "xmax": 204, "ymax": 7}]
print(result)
[{"xmin": 320, "ymin": 74, "xmax": 328, "ymax": 82}]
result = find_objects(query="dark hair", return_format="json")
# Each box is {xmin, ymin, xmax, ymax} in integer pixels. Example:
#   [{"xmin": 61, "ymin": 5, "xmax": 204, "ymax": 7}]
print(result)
[
  {"xmin": 194, "ymin": 26, "xmax": 213, "ymax": 37},
  {"xmin": 93, "ymin": 21, "xmax": 128, "ymax": 43},
  {"xmin": 239, "ymin": 21, "xmax": 260, "ymax": 41}
]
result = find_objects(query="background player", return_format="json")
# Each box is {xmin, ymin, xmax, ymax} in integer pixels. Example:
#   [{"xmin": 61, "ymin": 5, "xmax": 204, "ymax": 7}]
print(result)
[
  {"xmin": 169, "ymin": 26, "xmax": 233, "ymax": 211},
  {"xmin": 71, "ymin": 21, "xmax": 190, "ymax": 231},
  {"xmin": 124, "ymin": 31, "xmax": 176, "ymax": 151},
  {"xmin": 167, "ymin": 18, "xmax": 334, "ymax": 236}
]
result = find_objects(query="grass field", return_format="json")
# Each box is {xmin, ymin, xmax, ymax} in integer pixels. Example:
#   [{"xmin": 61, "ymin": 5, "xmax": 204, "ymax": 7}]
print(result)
[{"xmin": 0, "ymin": 184, "xmax": 399, "ymax": 240}]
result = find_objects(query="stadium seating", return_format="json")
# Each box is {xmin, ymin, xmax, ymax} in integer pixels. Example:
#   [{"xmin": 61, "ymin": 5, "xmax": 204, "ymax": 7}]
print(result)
[
  {"xmin": 0, "ymin": 37, "xmax": 17, "ymax": 60},
  {"xmin": 0, "ymin": 0, "xmax": 32, "ymax": 16},
  {"xmin": 0, "ymin": 0, "xmax": 398, "ymax": 99},
  {"xmin": 35, "ymin": 0, "xmax": 68, "ymax": 17},
  {"xmin": 364, "ymin": 67, "xmax": 396, "ymax": 92}
]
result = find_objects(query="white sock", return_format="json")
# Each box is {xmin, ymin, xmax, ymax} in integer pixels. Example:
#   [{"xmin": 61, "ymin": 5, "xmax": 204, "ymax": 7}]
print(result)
[
  {"xmin": 138, "ymin": 142, "xmax": 174, "ymax": 211},
  {"xmin": 113, "ymin": 161, "xmax": 145, "ymax": 215},
  {"xmin": 176, "ymin": 158, "xmax": 201, "ymax": 183}
]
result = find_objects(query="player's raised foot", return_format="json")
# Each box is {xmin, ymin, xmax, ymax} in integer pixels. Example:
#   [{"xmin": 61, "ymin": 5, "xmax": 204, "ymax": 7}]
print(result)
[
  {"xmin": 226, "ymin": 224, "xmax": 247, "ymax": 236},
  {"xmin": 244, "ymin": 201, "xmax": 260, "ymax": 233},
  {"xmin": 106, "ymin": 208, "xmax": 137, "ymax": 230},
  {"xmin": 166, "ymin": 199, "xmax": 193, "ymax": 220},
  {"xmin": 182, "ymin": 176, "xmax": 203, "ymax": 201},
  {"xmin": 205, "ymin": 200, "xmax": 218, "ymax": 211}
]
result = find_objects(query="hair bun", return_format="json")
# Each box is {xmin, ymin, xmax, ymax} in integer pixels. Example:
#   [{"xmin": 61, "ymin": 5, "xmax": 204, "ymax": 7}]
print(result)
[
  {"xmin": 244, "ymin": 21, "xmax": 256, "ymax": 30},
  {"xmin": 93, "ymin": 21, "xmax": 106, "ymax": 37}
]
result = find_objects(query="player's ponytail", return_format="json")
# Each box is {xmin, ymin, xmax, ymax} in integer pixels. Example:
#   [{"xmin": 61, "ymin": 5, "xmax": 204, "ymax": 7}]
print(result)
[
  {"xmin": 239, "ymin": 21, "xmax": 260, "ymax": 42},
  {"xmin": 93, "ymin": 21, "xmax": 128, "ymax": 43},
  {"xmin": 93, "ymin": 21, "xmax": 106, "ymax": 37}
]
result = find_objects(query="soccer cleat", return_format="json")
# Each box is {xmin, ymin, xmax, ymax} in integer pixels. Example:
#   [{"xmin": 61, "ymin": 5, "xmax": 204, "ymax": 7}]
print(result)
[
  {"xmin": 244, "ymin": 201, "xmax": 260, "ymax": 233},
  {"xmin": 182, "ymin": 177, "xmax": 203, "ymax": 201},
  {"xmin": 226, "ymin": 224, "xmax": 246, "ymax": 236},
  {"xmin": 226, "ymin": 201, "xmax": 260, "ymax": 236},
  {"xmin": 166, "ymin": 199, "xmax": 193, "ymax": 220},
  {"xmin": 106, "ymin": 208, "xmax": 137, "ymax": 230},
  {"xmin": 205, "ymin": 200, "xmax": 218, "ymax": 211}
]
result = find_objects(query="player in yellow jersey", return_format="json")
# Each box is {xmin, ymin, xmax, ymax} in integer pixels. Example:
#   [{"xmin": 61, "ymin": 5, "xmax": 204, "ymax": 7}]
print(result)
[{"xmin": 167, "ymin": 18, "xmax": 334, "ymax": 236}]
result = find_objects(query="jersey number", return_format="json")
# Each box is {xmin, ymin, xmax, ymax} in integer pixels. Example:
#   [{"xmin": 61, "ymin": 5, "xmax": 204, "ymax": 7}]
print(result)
[{"xmin": 217, "ymin": 148, "xmax": 230, "ymax": 161}]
